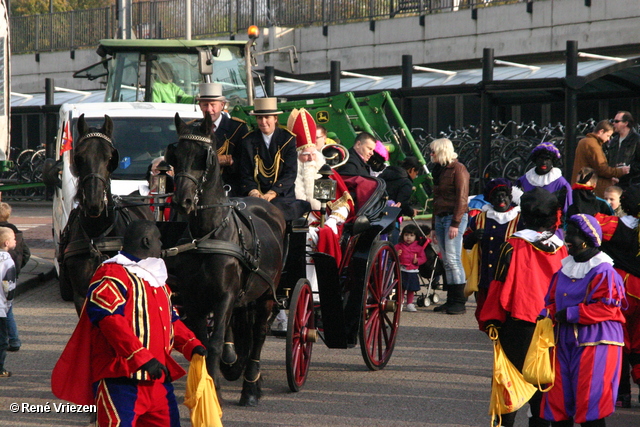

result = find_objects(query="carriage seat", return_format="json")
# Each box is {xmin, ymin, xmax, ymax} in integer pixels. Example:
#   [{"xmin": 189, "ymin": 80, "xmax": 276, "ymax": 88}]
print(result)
[{"xmin": 341, "ymin": 175, "xmax": 388, "ymax": 223}]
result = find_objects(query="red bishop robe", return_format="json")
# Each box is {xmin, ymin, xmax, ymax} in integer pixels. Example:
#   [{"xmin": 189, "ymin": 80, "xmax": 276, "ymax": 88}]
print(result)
[{"xmin": 314, "ymin": 170, "xmax": 355, "ymax": 267}]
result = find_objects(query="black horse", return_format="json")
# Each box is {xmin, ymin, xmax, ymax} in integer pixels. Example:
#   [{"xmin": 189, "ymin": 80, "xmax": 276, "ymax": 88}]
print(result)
[
  {"xmin": 58, "ymin": 115, "xmax": 152, "ymax": 315},
  {"xmin": 165, "ymin": 113, "xmax": 286, "ymax": 406}
]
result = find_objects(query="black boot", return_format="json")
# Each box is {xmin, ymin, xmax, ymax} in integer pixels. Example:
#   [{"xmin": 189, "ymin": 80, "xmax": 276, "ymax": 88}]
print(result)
[
  {"xmin": 434, "ymin": 286, "xmax": 453, "ymax": 312},
  {"xmin": 445, "ymin": 284, "xmax": 467, "ymax": 315}
]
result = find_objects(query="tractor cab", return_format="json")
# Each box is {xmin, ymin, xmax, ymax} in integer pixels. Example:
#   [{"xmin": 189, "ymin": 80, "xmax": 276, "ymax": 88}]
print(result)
[{"xmin": 74, "ymin": 39, "xmax": 250, "ymax": 106}]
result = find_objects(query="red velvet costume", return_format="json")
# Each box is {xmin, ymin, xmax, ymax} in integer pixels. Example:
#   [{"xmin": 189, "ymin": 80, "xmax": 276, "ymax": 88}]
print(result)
[
  {"xmin": 598, "ymin": 213, "xmax": 640, "ymax": 382},
  {"xmin": 52, "ymin": 255, "xmax": 202, "ymax": 426},
  {"xmin": 481, "ymin": 234, "xmax": 567, "ymax": 324}
]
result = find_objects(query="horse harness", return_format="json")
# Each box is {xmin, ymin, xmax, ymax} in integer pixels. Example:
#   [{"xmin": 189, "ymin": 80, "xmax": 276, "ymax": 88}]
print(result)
[
  {"xmin": 61, "ymin": 131, "xmax": 128, "ymax": 262},
  {"xmin": 60, "ymin": 206, "xmax": 133, "ymax": 262},
  {"xmin": 168, "ymin": 132, "xmax": 278, "ymax": 300},
  {"xmin": 76, "ymin": 132, "xmax": 117, "ymax": 208}
]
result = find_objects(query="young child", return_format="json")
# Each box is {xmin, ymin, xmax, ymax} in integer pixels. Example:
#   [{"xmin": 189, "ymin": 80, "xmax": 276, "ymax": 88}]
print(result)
[
  {"xmin": 566, "ymin": 167, "xmax": 613, "ymax": 218},
  {"xmin": 604, "ymin": 185, "xmax": 625, "ymax": 217},
  {"xmin": 395, "ymin": 224, "xmax": 427, "ymax": 312},
  {"xmin": 0, "ymin": 226, "xmax": 17, "ymax": 377},
  {"xmin": 0, "ymin": 202, "xmax": 30, "ymax": 352}
]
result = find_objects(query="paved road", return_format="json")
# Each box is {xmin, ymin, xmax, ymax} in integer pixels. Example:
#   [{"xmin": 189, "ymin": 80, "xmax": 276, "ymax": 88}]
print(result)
[{"xmin": 1, "ymin": 201, "xmax": 638, "ymax": 426}]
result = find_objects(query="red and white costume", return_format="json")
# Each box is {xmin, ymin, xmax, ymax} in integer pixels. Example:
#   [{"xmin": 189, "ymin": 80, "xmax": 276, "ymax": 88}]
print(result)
[
  {"xmin": 52, "ymin": 254, "xmax": 202, "ymax": 426},
  {"xmin": 288, "ymin": 108, "xmax": 354, "ymax": 266}
]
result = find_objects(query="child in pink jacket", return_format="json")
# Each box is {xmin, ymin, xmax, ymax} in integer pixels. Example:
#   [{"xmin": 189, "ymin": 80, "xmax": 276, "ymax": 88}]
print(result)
[{"xmin": 395, "ymin": 224, "xmax": 427, "ymax": 312}]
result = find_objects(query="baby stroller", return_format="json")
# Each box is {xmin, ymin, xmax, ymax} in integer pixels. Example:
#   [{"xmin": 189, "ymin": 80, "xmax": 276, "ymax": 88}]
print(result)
[{"xmin": 412, "ymin": 221, "xmax": 446, "ymax": 307}]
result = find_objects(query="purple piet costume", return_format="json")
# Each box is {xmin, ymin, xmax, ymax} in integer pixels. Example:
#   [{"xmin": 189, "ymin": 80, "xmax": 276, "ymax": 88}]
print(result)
[
  {"xmin": 516, "ymin": 142, "xmax": 573, "ymax": 214},
  {"xmin": 541, "ymin": 214, "xmax": 626, "ymax": 424}
]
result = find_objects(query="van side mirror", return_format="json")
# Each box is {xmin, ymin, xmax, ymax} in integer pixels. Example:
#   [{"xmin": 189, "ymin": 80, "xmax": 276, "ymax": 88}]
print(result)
[{"xmin": 42, "ymin": 158, "xmax": 63, "ymax": 189}]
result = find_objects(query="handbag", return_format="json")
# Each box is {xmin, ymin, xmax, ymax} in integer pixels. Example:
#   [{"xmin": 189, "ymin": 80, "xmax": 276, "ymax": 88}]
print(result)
[
  {"xmin": 523, "ymin": 316, "xmax": 556, "ymax": 391},
  {"xmin": 488, "ymin": 326, "xmax": 537, "ymax": 426}
]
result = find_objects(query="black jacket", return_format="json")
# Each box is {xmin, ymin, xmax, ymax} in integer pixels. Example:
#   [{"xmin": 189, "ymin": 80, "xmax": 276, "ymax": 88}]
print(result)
[
  {"xmin": 214, "ymin": 114, "xmax": 248, "ymax": 196},
  {"xmin": 240, "ymin": 127, "xmax": 297, "ymax": 200},
  {"xmin": 337, "ymin": 147, "xmax": 371, "ymax": 177},
  {"xmin": 0, "ymin": 221, "xmax": 30, "ymax": 277},
  {"xmin": 606, "ymin": 129, "xmax": 640, "ymax": 188},
  {"xmin": 380, "ymin": 166, "xmax": 415, "ymax": 217}
]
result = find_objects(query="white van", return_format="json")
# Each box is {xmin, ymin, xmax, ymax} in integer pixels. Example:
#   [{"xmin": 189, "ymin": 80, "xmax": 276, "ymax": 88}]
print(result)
[{"xmin": 51, "ymin": 102, "xmax": 202, "ymax": 271}]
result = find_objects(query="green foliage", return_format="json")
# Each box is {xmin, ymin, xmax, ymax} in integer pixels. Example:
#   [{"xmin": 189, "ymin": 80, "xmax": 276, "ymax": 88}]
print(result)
[{"xmin": 11, "ymin": 0, "xmax": 111, "ymax": 17}]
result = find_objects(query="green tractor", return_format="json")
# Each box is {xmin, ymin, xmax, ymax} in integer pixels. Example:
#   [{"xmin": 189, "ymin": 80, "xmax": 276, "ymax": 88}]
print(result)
[{"xmin": 75, "ymin": 30, "xmax": 432, "ymax": 212}]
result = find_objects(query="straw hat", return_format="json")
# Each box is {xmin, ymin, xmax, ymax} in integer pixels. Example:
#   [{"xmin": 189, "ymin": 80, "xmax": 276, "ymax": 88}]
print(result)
[
  {"xmin": 197, "ymin": 82, "xmax": 226, "ymax": 102},
  {"xmin": 249, "ymin": 97, "xmax": 283, "ymax": 116}
]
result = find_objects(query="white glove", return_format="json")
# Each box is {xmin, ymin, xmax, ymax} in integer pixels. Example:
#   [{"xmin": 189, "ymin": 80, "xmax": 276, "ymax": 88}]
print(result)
[{"xmin": 325, "ymin": 217, "xmax": 338, "ymax": 235}]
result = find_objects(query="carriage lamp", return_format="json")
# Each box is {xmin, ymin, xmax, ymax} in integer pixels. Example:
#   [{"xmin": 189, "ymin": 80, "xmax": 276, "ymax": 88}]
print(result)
[
  {"xmin": 151, "ymin": 163, "xmax": 172, "ymax": 221},
  {"xmin": 313, "ymin": 165, "xmax": 337, "ymax": 227}
]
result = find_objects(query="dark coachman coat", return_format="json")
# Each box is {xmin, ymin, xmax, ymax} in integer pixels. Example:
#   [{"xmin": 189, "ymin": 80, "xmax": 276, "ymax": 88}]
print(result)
[
  {"xmin": 214, "ymin": 114, "xmax": 248, "ymax": 196},
  {"xmin": 240, "ymin": 126, "xmax": 305, "ymax": 220}
]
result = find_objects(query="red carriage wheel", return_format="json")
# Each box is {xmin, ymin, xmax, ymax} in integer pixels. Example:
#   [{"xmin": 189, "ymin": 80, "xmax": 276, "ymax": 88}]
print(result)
[
  {"xmin": 359, "ymin": 240, "xmax": 402, "ymax": 371},
  {"xmin": 286, "ymin": 278, "xmax": 317, "ymax": 392}
]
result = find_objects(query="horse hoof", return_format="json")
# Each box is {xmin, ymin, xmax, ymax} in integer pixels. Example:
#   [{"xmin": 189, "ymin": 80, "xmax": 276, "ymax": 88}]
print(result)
[{"xmin": 239, "ymin": 395, "xmax": 259, "ymax": 407}]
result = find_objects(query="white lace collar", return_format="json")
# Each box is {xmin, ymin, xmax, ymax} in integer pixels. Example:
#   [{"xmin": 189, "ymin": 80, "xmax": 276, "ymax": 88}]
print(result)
[
  {"xmin": 561, "ymin": 251, "xmax": 614, "ymax": 279},
  {"xmin": 621, "ymin": 216, "xmax": 639, "ymax": 229},
  {"xmin": 104, "ymin": 253, "xmax": 168, "ymax": 288},
  {"xmin": 483, "ymin": 204, "xmax": 520, "ymax": 224},
  {"xmin": 524, "ymin": 167, "xmax": 563, "ymax": 187},
  {"xmin": 513, "ymin": 229, "xmax": 564, "ymax": 248}
]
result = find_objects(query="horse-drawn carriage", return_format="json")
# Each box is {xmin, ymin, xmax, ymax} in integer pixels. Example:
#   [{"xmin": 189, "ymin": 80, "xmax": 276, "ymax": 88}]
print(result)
[
  {"xmin": 279, "ymin": 173, "xmax": 403, "ymax": 391},
  {"xmin": 49, "ymin": 105, "xmax": 405, "ymax": 409}
]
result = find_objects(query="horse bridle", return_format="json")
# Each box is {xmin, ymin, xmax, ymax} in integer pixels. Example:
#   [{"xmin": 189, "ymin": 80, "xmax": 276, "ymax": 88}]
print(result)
[
  {"xmin": 77, "ymin": 131, "xmax": 116, "ymax": 213},
  {"xmin": 174, "ymin": 133, "xmax": 217, "ymax": 210}
]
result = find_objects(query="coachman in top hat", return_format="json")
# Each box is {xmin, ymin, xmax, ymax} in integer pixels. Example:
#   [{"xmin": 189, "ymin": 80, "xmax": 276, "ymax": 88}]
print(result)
[
  {"xmin": 240, "ymin": 98, "xmax": 305, "ymax": 220},
  {"xmin": 197, "ymin": 82, "xmax": 248, "ymax": 196}
]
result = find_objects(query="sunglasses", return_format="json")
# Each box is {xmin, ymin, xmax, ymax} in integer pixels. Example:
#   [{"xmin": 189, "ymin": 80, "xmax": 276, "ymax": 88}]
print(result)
[{"xmin": 612, "ymin": 120, "xmax": 626, "ymax": 123}]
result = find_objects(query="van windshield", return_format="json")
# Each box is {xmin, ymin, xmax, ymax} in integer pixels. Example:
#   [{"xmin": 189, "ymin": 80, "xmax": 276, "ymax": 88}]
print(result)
[{"xmin": 76, "ymin": 116, "xmax": 185, "ymax": 180}]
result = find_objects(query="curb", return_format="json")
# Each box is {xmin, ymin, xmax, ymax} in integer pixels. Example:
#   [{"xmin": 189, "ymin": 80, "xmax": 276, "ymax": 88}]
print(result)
[{"xmin": 15, "ymin": 256, "xmax": 57, "ymax": 298}]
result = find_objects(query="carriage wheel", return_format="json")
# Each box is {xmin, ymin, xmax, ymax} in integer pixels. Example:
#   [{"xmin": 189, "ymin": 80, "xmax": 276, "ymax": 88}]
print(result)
[
  {"xmin": 286, "ymin": 278, "xmax": 316, "ymax": 392},
  {"xmin": 359, "ymin": 240, "xmax": 402, "ymax": 371}
]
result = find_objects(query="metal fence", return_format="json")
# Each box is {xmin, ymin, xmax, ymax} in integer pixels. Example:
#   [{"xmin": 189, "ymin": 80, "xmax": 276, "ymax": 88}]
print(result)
[{"xmin": 9, "ymin": 0, "xmax": 531, "ymax": 54}]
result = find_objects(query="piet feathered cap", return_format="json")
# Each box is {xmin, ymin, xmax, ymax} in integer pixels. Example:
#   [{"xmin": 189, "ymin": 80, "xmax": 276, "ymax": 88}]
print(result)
[
  {"xmin": 621, "ymin": 184, "xmax": 640, "ymax": 218},
  {"xmin": 287, "ymin": 108, "xmax": 317, "ymax": 151},
  {"xmin": 530, "ymin": 141, "xmax": 562, "ymax": 160},
  {"xmin": 520, "ymin": 187, "xmax": 558, "ymax": 219},
  {"xmin": 483, "ymin": 178, "xmax": 512, "ymax": 200},
  {"xmin": 567, "ymin": 214, "xmax": 602, "ymax": 248}
]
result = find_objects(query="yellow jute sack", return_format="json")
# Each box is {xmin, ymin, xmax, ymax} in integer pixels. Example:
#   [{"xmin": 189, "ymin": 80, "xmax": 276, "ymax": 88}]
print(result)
[
  {"xmin": 522, "ymin": 317, "xmax": 556, "ymax": 391},
  {"xmin": 488, "ymin": 327, "xmax": 537, "ymax": 425},
  {"xmin": 462, "ymin": 244, "xmax": 480, "ymax": 297},
  {"xmin": 184, "ymin": 354, "xmax": 223, "ymax": 427}
]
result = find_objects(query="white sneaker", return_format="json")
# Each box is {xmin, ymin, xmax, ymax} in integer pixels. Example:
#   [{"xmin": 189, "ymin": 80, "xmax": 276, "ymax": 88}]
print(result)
[{"xmin": 405, "ymin": 303, "xmax": 417, "ymax": 312}]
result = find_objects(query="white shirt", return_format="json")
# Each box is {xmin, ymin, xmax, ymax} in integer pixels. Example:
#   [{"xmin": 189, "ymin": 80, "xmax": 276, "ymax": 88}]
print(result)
[{"xmin": 262, "ymin": 132, "xmax": 274, "ymax": 149}]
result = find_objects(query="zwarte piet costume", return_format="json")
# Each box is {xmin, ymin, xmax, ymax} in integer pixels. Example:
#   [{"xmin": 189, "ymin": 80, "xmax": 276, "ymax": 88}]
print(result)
[
  {"xmin": 52, "ymin": 254, "xmax": 203, "ymax": 426},
  {"xmin": 541, "ymin": 214, "xmax": 625, "ymax": 424}
]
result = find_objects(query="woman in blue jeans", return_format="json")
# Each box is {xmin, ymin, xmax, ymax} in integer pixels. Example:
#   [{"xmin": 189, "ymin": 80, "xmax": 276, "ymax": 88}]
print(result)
[{"xmin": 429, "ymin": 138, "xmax": 469, "ymax": 314}]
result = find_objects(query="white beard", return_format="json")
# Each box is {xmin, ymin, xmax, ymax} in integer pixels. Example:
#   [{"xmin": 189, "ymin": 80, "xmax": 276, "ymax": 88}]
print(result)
[{"xmin": 295, "ymin": 155, "xmax": 326, "ymax": 211}]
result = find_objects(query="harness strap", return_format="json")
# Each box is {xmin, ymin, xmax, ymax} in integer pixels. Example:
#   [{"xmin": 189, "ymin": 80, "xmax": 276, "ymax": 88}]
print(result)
[{"xmin": 193, "ymin": 239, "xmax": 276, "ymax": 297}]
